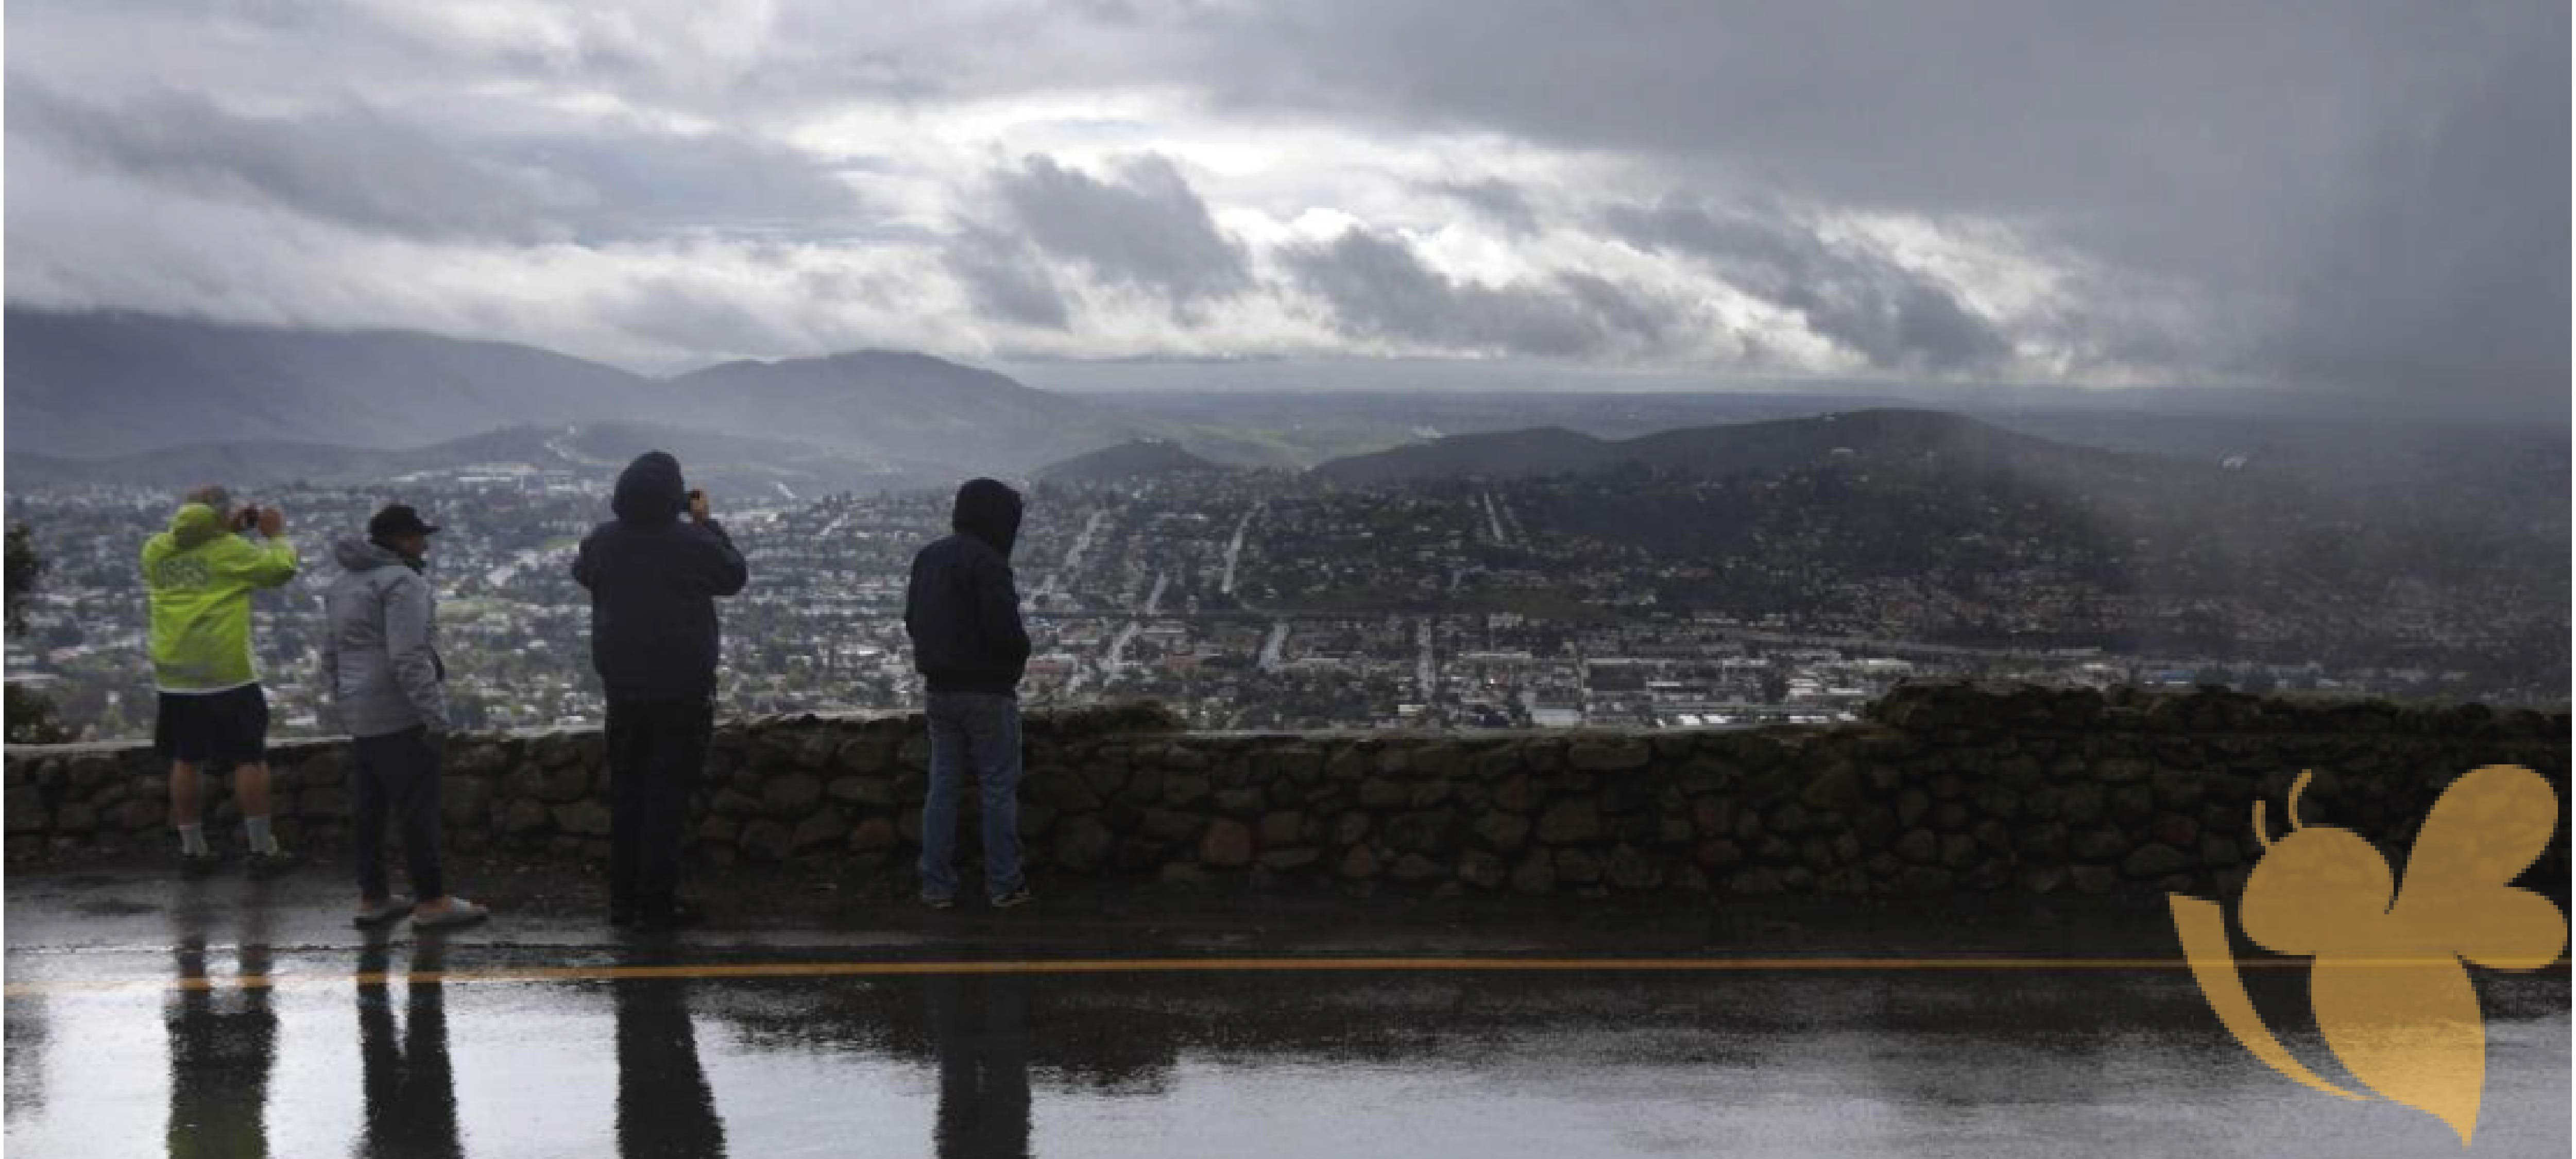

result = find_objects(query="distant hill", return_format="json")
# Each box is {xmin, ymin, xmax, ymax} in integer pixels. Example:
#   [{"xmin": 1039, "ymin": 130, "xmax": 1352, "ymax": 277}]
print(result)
[
  {"xmin": 1310, "ymin": 426, "xmax": 1617, "ymax": 485},
  {"xmin": 6, "ymin": 422, "xmax": 950, "ymax": 498},
  {"xmin": 666, "ymin": 350, "xmax": 1175, "ymax": 473},
  {"xmin": 1310, "ymin": 408, "xmax": 2121, "ymax": 485},
  {"xmin": 3, "ymin": 309, "xmax": 1179, "ymax": 475},
  {"xmin": 1033, "ymin": 439, "xmax": 1230, "ymax": 486},
  {"xmin": 3, "ymin": 310, "xmax": 655, "ymax": 458}
]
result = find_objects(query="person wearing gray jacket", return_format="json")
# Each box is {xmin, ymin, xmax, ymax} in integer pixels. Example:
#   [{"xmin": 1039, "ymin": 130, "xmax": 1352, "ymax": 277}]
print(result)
[{"xmin": 321, "ymin": 505, "xmax": 486, "ymax": 930}]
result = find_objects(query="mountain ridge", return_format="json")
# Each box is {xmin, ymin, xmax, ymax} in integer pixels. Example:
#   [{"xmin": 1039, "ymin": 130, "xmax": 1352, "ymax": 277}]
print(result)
[
  {"xmin": 5, "ymin": 421, "xmax": 953, "ymax": 497},
  {"xmin": 1033, "ymin": 438, "xmax": 1232, "ymax": 486},
  {"xmin": 2, "ymin": 308, "xmax": 1173, "ymax": 474},
  {"xmin": 1309, "ymin": 408, "xmax": 2133, "ymax": 485}
]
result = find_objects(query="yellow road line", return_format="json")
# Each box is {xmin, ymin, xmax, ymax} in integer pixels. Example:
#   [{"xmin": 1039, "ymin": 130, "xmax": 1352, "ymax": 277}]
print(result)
[{"xmin": 9, "ymin": 954, "xmax": 2548, "ymax": 996}]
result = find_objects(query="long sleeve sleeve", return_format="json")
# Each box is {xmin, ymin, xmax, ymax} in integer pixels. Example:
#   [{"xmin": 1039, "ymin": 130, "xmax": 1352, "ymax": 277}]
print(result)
[
  {"xmin": 383, "ymin": 575, "xmax": 452, "ymax": 732},
  {"xmin": 976, "ymin": 554, "xmax": 1032, "ymax": 669},
  {"xmin": 217, "ymin": 535, "xmax": 299, "ymax": 588},
  {"xmin": 693, "ymin": 521, "xmax": 749, "ymax": 598}
]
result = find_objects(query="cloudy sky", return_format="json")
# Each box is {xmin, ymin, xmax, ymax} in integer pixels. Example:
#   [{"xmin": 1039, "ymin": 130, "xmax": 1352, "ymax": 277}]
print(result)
[{"xmin": 6, "ymin": 1, "xmax": 2565, "ymax": 412}]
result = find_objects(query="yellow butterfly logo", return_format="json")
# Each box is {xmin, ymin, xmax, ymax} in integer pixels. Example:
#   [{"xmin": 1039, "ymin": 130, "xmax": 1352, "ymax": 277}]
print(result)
[{"xmin": 2169, "ymin": 764, "xmax": 2567, "ymax": 1146}]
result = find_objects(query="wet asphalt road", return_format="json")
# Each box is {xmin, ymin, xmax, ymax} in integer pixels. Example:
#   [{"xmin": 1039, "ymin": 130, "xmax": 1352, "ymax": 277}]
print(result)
[{"xmin": 4, "ymin": 867, "xmax": 2568, "ymax": 1157}]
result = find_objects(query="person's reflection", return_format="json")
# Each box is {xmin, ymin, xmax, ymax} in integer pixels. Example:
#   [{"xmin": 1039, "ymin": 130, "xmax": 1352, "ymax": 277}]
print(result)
[
  {"xmin": 165, "ymin": 936, "xmax": 277, "ymax": 1158},
  {"xmin": 356, "ymin": 936, "xmax": 464, "ymax": 1158},
  {"xmin": 6, "ymin": 992, "xmax": 48, "ymax": 1123},
  {"xmin": 929, "ymin": 973, "xmax": 1032, "ymax": 1159},
  {"xmin": 613, "ymin": 975, "xmax": 727, "ymax": 1158}
]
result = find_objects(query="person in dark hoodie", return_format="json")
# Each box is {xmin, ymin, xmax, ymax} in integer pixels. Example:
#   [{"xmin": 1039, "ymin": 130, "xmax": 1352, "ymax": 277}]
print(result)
[
  {"xmin": 573, "ymin": 453, "xmax": 749, "ymax": 931},
  {"xmin": 904, "ymin": 478, "xmax": 1035, "ymax": 910},
  {"xmin": 321, "ymin": 504, "xmax": 486, "ymax": 930}
]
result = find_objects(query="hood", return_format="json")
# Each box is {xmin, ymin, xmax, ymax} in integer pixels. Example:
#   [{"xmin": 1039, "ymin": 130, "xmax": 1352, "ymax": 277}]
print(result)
[
  {"xmin": 951, "ymin": 478, "xmax": 1023, "ymax": 558},
  {"xmin": 332, "ymin": 536, "xmax": 408, "ymax": 573},
  {"xmin": 168, "ymin": 503, "xmax": 231, "ymax": 550},
  {"xmin": 612, "ymin": 451, "xmax": 688, "ymax": 526}
]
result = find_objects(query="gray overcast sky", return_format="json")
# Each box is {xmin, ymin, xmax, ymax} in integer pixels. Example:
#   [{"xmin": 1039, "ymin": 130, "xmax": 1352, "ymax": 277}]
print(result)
[{"xmin": 5, "ymin": 1, "xmax": 2565, "ymax": 414}]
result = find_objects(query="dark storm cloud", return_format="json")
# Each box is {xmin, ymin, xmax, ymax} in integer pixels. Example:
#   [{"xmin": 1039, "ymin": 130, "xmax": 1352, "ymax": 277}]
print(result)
[
  {"xmin": 1555, "ymin": 271, "xmax": 1676, "ymax": 344},
  {"xmin": 1422, "ymin": 178, "xmax": 1540, "ymax": 235},
  {"xmin": 489, "ymin": 130, "xmax": 884, "ymax": 242},
  {"xmin": 2267, "ymin": 20, "xmax": 2568, "ymax": 407},
  {"xmin": 990, "ymin": 154, "xmax": 1251, "ymax": 306},
  {"xmin": 6, "ymin": 78, "xmax": 578, "ymax": 243},
  {"xmin": 943, "ymin": 225, "xmax": 1073, "ymax": 329},
  {"xmin": 1283, "ymin": 229, "xmax": 1671, "ymax": 358},
  {"xmin": 7, "ymin": 76, "xmax": 881, "ymax": 245},
  {"xmin": 5, "ymin": 0, "xmax": 2560, "ymax": 399},
  {"xmin": 1605, "ymin": 199, "xmax": 2008, "ymax": 373},
  {"xmin": 1168, "ymin": 0, "xmax": 2564, "ymax": 407}
]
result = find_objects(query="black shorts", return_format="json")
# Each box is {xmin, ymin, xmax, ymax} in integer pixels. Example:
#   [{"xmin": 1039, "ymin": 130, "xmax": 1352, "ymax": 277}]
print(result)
[{"xmin": 154, "ymin": 685, "xmax": 270, "ymax": 772}]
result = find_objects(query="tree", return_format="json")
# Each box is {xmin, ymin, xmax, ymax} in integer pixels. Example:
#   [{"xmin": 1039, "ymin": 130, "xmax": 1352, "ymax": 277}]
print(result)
[{"xmin": 5, "ymin": 524, "xmax": 71, "ymax": 743}]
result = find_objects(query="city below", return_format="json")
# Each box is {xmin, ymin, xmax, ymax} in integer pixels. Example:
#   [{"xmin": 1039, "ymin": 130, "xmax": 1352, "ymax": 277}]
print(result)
[{"xmin": 7, "ymin": 444, "xmax": 2563, "ymax": 744}]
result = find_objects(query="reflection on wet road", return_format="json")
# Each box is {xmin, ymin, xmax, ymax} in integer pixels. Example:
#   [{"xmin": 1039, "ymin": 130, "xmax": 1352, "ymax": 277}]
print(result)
[{"xmin": 5, "ymin": 941, "xmax": 2568, "ymax": 1158}]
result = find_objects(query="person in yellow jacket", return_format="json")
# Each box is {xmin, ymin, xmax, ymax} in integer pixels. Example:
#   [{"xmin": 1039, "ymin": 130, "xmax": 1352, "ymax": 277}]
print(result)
[{"xmin": 143, "ymin": 486, "xmax": 302, "ymax": 876}]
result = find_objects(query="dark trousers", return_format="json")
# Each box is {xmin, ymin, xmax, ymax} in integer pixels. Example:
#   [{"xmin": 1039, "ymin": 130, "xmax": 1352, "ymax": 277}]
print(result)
[
  {"xmin": 352, "ymin": 727, "xmax": 445, "ymax": 902},
  {"xmin": 606, "ymin": 695, "xmax": 712, "ymax": 915},
  {"xmin": 918, "ymin": 692, "xmax": 1025, "ymax": 901}
]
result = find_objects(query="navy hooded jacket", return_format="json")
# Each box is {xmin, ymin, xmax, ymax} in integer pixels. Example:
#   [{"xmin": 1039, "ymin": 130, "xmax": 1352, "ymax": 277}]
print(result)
[
  {"xmin": 905, "ymin": 479, "xmax": 1032, "ymax": 695},
  {"xmin": 572, "ymin": 452, "xmax": 749, "ymax": 701}
]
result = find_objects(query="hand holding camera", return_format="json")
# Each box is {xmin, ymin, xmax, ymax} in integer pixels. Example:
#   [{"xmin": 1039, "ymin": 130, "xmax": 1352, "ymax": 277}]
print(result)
[
  {"xmin": 688, "ymin": 489, "xmax": 710, "ymax": 523},
  {"xmin": 231, "ymin": 504, "xmax": 283, "ymax": 537}
]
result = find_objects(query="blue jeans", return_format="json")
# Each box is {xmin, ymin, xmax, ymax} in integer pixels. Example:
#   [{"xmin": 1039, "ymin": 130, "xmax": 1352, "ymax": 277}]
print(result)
[{"xmin": 917, "ymin": 692, "xmax": 1025, "ymax": 900}]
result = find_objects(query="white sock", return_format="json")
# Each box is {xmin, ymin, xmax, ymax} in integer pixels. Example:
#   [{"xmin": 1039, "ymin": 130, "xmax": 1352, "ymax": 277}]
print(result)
[
  {"xmin": 177, "ymin": 824, "xmax": 208, "ymax": 856},
  {"xmin": 244, "ymin": 816, "xmax": 275, "ymax": 855}
]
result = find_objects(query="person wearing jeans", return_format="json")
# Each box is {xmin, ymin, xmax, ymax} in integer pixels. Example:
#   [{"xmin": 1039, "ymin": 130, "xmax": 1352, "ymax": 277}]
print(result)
[
  {"xmin": 905, "ymin": 479, "xmax": 1034, "ymax": 909},
  {"xmin": 322, "ymin": 504, "xmax": 485, "ymax": 930},
  {"xmin": 918, "ymin": 692, "xmax": 1025, "ymax": 908},
  {"xmin": 574, "ymin": 452, "xmax": 749, "ymax": 931}
]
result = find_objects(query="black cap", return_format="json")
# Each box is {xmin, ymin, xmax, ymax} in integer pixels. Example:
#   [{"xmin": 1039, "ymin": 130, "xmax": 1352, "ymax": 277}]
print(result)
[{"xmin": 367, "ymin": 504, "xmax": 441, "ymax": 539}]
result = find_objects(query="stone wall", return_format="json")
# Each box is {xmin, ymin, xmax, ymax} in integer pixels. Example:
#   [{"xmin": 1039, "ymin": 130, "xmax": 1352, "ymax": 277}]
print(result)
[{"xmin": 7, "ymin": 686, "xmax": 2566, "ymax": 899}]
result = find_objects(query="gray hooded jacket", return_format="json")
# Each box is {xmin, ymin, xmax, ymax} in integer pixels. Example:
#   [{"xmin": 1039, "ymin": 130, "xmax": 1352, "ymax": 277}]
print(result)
[{"xmin": 321, "ymin": 537, "xmax": 451, "ymax": 737}]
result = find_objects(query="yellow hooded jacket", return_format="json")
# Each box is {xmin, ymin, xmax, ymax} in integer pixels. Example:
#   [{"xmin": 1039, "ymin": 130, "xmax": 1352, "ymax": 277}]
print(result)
[{"xmin": 141, "ymin": 503, "xmax": 299, "ymax": 692}]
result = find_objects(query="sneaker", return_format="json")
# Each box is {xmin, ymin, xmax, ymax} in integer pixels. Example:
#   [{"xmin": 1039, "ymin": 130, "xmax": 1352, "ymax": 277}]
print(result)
[
  {"xmin": 178, "ymin": 850, "xmax": 222, "ymax": 879},
  {"xmin": 989, "ymin": 885, "xmax": 1033, "ymax": 910},
  {"xmin": 919, "ymin": 892, "xmax": 957, "ymax": 911},
  {"xmin": 413, "ymin": 898, "xmax": 490, "ymax": 931},
  {"xmin": 244, "ymin": 846, "xmax": 304, "ymax": 879}
]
